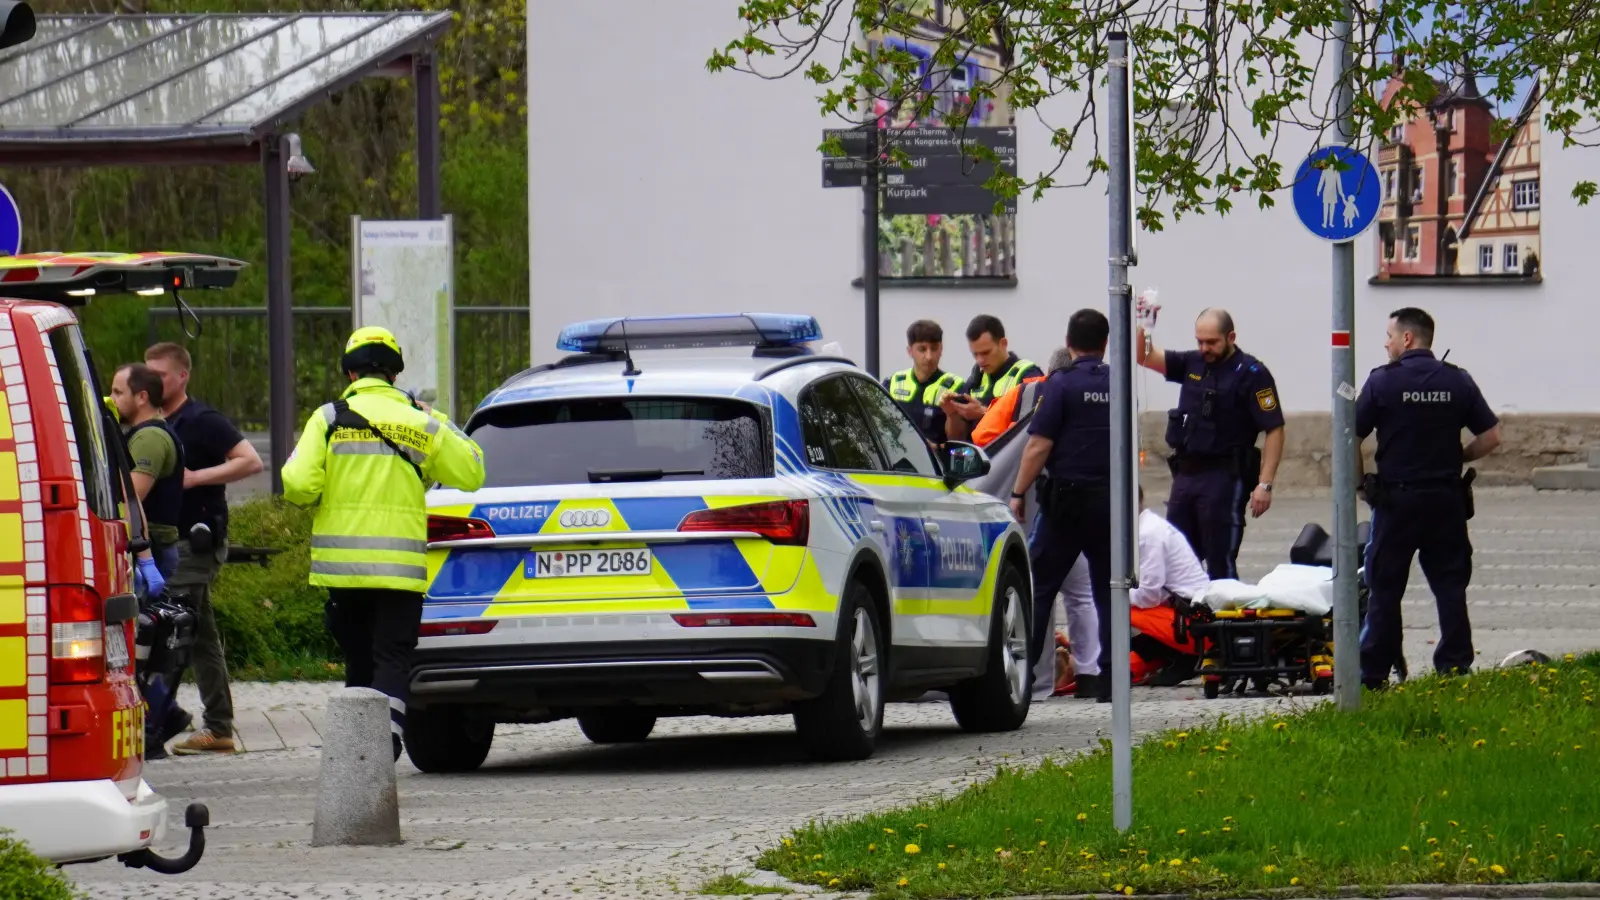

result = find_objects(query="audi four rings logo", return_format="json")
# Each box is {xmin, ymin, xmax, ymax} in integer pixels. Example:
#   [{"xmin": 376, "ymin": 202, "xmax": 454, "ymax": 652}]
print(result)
[{"xmin": 560, "ymin": 509, "xmax": 612, "ymax": 528}]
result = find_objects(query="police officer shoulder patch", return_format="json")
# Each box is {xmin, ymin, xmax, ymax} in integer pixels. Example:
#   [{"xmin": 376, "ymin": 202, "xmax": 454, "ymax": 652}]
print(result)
[{"xmin": 1255, "ymin": 388, "xmax": 1278, "ymax": 411}]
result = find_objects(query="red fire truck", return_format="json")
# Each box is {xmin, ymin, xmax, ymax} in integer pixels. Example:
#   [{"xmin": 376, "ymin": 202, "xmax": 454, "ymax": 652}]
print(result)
[{"xmin": 0, "ymin": 251, "xmax": 243, "ymax": 872}]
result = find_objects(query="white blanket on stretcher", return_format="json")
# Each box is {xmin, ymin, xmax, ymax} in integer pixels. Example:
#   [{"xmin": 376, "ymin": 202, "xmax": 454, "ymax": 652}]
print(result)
[{"xmin": 1196, "ymin": 564, "xmax": 1334, "ymax": 617}]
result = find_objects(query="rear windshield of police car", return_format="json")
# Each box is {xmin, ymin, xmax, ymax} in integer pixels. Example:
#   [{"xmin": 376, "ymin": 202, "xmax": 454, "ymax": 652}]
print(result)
[{"xmin": 469, "ymin": 397, "xmax": 773, "ymax": 488}]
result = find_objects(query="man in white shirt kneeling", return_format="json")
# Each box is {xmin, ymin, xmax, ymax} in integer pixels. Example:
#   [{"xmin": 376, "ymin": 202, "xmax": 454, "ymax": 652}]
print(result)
[{"xmin": 1129, "ymin": 485, "xmax": 1213, "ymax": 686}]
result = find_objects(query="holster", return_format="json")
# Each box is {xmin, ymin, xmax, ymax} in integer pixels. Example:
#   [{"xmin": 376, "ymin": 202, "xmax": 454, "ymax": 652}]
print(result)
[
  {"xmin": 1361, "ymin": 472, "xmax": 1389, "ymax": 509},
  {"xmin": 1461, "ymin": 468, "xmax": 1477, "ymax": 520},
  {"xmin": 1046, "ymin": 481, "xmax": 1085, "ymax": 528},
  {"xmin": 1239, "ymin": 446, "xmax": 1262, "ymax": 483}
]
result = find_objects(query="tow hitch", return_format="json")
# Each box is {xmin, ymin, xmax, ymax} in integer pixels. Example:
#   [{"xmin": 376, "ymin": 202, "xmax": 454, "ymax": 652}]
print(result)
[{"xmin": 119, "ymin": 803, "xmax": 209, "ymax": 874}]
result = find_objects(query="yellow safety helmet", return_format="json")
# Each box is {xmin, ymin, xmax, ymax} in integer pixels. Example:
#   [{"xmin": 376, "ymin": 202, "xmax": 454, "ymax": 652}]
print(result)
[{"xmin": 342, "ymin": 326, "xmax": 405, "ymax": 377}]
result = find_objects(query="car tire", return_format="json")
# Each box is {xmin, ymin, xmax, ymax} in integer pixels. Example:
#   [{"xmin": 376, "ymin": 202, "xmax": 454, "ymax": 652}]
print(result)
[
  {"xmin": 950, "ymin": 561, "xmax": 1032, "ymax": 733},
  {"xmin": 577, "ymin": 709, "xmax": 658, "ymax": 744},
  {"xmin": 404, "ymin": 705, "xmax": 494, "ymax": 774},
  {"xmin": 793, "ymin": 581, "xmax": 884, "ymax": 762}
]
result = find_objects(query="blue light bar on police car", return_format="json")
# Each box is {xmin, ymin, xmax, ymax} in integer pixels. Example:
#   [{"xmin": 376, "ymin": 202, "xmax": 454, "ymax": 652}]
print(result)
[{"xmin": 555, "ymin": 313, "xmax": 823, "ymax": 353}]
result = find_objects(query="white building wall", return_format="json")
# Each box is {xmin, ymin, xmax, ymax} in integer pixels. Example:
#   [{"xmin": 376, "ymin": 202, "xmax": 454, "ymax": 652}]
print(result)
[{"xmin": 529, "ymin": 1, "xmax": 1595, "ymax": 414}]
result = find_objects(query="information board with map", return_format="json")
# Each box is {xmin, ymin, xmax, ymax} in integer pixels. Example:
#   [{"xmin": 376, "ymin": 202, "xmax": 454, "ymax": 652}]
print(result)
[{"xmin": 350, "ymin": 216, "xmax": 455, "ymax": 416}]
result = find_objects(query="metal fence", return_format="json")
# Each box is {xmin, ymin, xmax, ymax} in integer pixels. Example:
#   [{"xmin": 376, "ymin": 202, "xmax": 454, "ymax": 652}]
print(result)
[
  {"xmin": 146, "ymin": 306, "xmax": 529, "ymax": 430},
  {"xmin": 880, "ymin": 214, "xmax": 1017, "ymax": 279}
]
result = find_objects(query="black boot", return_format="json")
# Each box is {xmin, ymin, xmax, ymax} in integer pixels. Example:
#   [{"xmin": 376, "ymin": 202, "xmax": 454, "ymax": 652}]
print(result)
[{"xmin": 1074, "ymin": 673, "xmax": 1101, "ymax": 699}]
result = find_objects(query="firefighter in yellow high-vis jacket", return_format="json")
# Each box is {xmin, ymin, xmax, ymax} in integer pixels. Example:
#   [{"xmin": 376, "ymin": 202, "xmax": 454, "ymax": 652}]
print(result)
[{"xmin": 282, "ymin": 327, "xmax": 486, "ymax": 760}]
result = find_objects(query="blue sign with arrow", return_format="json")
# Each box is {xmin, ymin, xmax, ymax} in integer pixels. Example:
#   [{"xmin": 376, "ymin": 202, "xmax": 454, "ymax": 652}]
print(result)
[
  {"xmin": 0, "ymin": 182, "xmax": 19, "ymax": 256},
  {"xmin": 1292, "ymin": 145, "xmax": 1380, "ymax": 243}
]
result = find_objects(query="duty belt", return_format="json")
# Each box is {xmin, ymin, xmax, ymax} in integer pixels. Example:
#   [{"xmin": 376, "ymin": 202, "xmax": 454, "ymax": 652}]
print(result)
[{"xmin": 1172, "ymin": 455, "xmax": 1235, "ymax": 475}]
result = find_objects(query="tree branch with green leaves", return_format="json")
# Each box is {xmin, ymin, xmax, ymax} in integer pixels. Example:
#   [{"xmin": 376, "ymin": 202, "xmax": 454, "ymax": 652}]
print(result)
[{"xmin": 708, "ymin": 0, "xmax": 1597, "ymax": 229}]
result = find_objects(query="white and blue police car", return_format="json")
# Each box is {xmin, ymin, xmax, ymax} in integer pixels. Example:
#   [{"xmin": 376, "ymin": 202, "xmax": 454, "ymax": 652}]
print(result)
[{"xmin": 408, "ymin": 314, "xmax": 1034, "ymax": 771}]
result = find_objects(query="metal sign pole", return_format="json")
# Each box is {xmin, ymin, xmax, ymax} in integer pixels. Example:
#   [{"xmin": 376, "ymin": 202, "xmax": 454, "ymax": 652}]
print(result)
[
  {"xmin": 1107, "ymin": 30, "xmax": 1135, "ymax": 832},
  {"xmin": 863, "ymin": 127, "xmax": 882, "ymax": 377},
  {"xmin": 1330, "ymin": 3, "xmax": 1362, "ymax": 712}
]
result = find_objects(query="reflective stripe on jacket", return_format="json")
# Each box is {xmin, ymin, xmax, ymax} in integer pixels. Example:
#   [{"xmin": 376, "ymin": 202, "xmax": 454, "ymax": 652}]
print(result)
[
  {"xmin": 886, "ymin": 369, "xmax": 962, "ymax": 405},
  {"xmin": 281, "ymin": 378, "xmax": 486, "ymax": 592},
  {"xmin": 971, "ymin": 374, "xmax": 1048, "ymax": 447},
  {"xmin": 973, "ymin": 357, "xmax": 1038, "ymax": 405}
]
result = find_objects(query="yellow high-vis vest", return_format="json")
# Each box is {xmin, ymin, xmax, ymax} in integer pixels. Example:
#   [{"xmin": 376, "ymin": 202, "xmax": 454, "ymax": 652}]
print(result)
[{"xmin": 281, "ymin": 378, "xmax": 486, "ymax": 592}]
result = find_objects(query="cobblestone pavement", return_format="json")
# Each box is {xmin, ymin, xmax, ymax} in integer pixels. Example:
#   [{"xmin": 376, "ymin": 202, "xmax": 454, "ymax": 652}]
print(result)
[{"xmin": 69, "ymin": 489, "xmax": 1600, "ymax": 899}]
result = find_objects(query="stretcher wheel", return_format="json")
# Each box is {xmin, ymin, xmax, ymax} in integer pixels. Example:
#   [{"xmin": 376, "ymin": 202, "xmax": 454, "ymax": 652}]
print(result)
[
  {"xmin": 1311, "ymin": 676, "xmax": 1332, "ymax": 695},
  {"xmin": 1202, "ymin": 679, "xmax": 1220, "ymax": 699}
]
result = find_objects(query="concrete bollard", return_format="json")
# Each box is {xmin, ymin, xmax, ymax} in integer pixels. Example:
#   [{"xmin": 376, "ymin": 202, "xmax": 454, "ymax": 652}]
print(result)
[{"xmin": 311, "ymin": 687, "xmax": 401, "ymax": 847}]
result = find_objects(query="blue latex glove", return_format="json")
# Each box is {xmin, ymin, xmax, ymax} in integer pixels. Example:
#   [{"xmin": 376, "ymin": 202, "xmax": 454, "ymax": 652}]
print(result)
[{"xmin": 137, "ymin": 556, "xmax": 166, "ymax": 599}]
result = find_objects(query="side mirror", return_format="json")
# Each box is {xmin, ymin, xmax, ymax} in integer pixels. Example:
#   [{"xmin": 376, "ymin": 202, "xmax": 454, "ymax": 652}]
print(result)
[
  {"xmin": 942, "ymin": 441, "xmax": 991, "ymax": 487},
  {"xmin": 0, "ymin": 2, "xmax": 34, "ymax": 51}
]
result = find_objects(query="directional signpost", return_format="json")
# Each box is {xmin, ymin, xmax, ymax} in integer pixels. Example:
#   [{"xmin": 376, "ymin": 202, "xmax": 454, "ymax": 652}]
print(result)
[
  {"xmin": 1293, "ymin": 140, "xmax": 1378, "ymax": 713},
  {"xmin": 820, "ymin": 124, "xmax": 1018, "ymax": 373},
  {"xmin": 0, "ymin": 182, "xmax": 20, "ymax": 256}
]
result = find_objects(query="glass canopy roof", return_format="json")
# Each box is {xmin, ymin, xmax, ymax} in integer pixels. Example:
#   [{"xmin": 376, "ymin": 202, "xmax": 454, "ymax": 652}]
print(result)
[{"xmin": 0, "ymin": 12, "xmax": 451, "ymax": 144}]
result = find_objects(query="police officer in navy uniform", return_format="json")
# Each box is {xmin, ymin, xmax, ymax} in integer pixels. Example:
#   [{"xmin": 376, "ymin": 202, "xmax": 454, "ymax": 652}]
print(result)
[
  {"xmin": 882, "ymin": 319, "xmax": 964, "ymax": 445},
  {"xmin": 1009, "ymin": 309, "xmax": 1112, "ymax": 702},
  {"xmin": 1137, "ymin": 308, "xmax": 1285, "ymax": 579},
  {"xmin": 1356, "ymin": 307, "xmax": 1500, "ymax": 689}
]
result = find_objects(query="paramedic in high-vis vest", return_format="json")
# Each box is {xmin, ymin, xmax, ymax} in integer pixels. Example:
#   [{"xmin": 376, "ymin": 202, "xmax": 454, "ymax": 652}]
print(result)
[
  {"xmin": 282, "ymin": 327, "xmax": 486, "ymax": 760},
  {"xmin": 882, "ymin": 319, "xmax": 964, "ymax": 445}
]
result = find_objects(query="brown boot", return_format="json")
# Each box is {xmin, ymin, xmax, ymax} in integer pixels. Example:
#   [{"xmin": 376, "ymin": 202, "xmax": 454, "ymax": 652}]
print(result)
[{"xmin": 170, "ymin": 728, "xmax": 238, "ymax": 755}]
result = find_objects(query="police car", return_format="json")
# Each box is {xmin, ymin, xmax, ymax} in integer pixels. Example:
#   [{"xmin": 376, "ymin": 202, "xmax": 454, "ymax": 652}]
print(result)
[{"xmin": 408, "ymin": 314, "xmax": 1034, "ymax": 771}]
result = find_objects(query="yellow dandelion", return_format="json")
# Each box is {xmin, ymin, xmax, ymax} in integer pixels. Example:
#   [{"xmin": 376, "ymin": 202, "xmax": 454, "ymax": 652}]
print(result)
[
  {"xmin": 1401, "ymin": 845, "xmax": 1411, "ymax": 852},
  {"xmin": 1124, "ymin": 888, "xmax": 1134, "ymax": 896},
  {"xmin": 1428, "ymin": 838, "xmax": 1438, "ymax": 845},
  {"xmin": 1035, "ymin": 818, "xmax": 1044, "ymax": 824},
  {"xmin": 884, "ymin": 828, "xmax": 897, "ymax": 835},
  {"xmin": 938, "ymin": 862, "xmax": 947, "ymax": 870},
  {"xmin": 868, "ymin": 844, "xmax": 877, "ymax": 852},
  {"xmin": 1191, "ymin": 857, "xmax": 1200, "ymax": 863},
  {"xmin": 1178, "ymin": 829, "xmax": 1187, "ymax": 836},
  {"xmin": 1077, "ymin": 812, "xmax": 1089, "ymax": 821},
  {"xmin": 905, "ymin": 843, "xmax": 921, "ymax": 855},
  {"xmin": 1468, "ymin": 857, "xmax": 1479, "ymax": 865},
  {"xmin": 1473, "ymin": 739, "xmax": 1487, "ymax": 748},
  {"xmin": 810, "ymin": 853, "xmax": 823, "ymax": 861},
  {"xmin": 1264, "ymin": 864, "xmax": 1278, "ymax": 874},
  {"xmin": 1040, "ymin": 841, "xmax": 1049, "ymax": 847},
  {"xmin": 1165, "ymin": 741, "xmax": 1178, "ymax": 749},
  {"xmin": 1169, "ymin": 858, "xmax": 1184, "ymax": 866},
  {"xmin": 1273, "ymin": 722, "xmax": 1288, "ymax": 731},
  {"xmin": 828, "ymin": 878, "xmax": 840, "ymax": 887},
  {"xmin": 916, "ymin": 823, "xmax": 929, "ymax": 830},
  {"xmin": 1491, "ymin": 864, "xmax": 1506, "ymax": 875},
  {"xmin": 1223, "ymin": 827, "xmax": 1233, "ymax": 833},
  {"xmin": 1291, "ymin": 877, "xmax": 1301, "ymax": 885},
  {"xmin": 898, "ymin": 877, "xmax": 910, "ymax": 887}
]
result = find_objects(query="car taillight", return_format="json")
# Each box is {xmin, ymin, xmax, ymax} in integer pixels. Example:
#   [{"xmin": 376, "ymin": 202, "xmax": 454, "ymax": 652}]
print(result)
[
  {"xmin": 427, "ymin": 515, "xmax": 495, "ymax": 543},
  {"xmin": 672, "ymin": 613, "xmax": 816, "ymax": 628},
  {"xmin": 49, "ymin": 586, "xmax": 105, "ymax": 684},
  {"xmin": 417, "ymin": 620, "xmax": 499, "ymax": 638},
  {"xmin": 677, "ymin": 500, "xmax": 809, "ymax": 546}
]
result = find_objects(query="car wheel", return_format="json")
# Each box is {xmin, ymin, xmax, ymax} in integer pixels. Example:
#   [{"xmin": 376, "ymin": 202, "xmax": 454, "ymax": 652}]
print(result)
[
  {"xmin": 404, "ymin": 705, "xmax": 494, "ymax": 774},
  {"xmin": 950, "ymin": 562, "xmax": 1031, "ymax": 733},
  {"xmin": 793, "ymin": 582, "xmax": 884, "ymax": 761},
  {"xmin": 577, "ymin": 709, "xmax": 657, "ymax": 744}
]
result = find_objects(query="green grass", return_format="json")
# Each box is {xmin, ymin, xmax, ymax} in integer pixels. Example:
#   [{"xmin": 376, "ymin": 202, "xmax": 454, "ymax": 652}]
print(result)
[
  {"xmin": 697, "ymin": 873, "xmax": 789, "ymax": 895},
  {"xmin": 761, "ymin": 655, "xmax": 1600, "ymax": 898}
]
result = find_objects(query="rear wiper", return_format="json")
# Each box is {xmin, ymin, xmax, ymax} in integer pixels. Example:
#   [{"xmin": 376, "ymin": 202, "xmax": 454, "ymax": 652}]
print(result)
[{"xmin": 587, "ymin": 468, "xmax": 705, "ymax": 483}]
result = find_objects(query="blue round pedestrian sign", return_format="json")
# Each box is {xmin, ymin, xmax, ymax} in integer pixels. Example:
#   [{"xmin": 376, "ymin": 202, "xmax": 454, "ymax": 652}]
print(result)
[
  {"xmin": 0, "ymin": 182, "xmax": 19, "ymax": 256},
  {"xmin": 1292, "ymin": 145, "xmax": 1380, "ymax": 243}
]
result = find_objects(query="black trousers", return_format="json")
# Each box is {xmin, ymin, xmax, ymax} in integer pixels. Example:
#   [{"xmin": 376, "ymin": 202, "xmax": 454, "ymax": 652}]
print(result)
[
  {"xmin": 1361, "ymin": 485, "xmax": 1474, "ymax": 683},
  {"xmin": 325, "ymin": 588, "xmax": 424, "ymax": 740},
  {"xmin": 1027, "ymin": 484, "xmax": 1111, "ymax": 687}
]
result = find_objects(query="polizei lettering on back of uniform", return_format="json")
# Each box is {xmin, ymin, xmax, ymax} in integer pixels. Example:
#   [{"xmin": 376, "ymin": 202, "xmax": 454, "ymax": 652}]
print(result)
[
  {"xmin": 1083, "ymin": 392, "xmax": 1110, "ymax": 403},
  {"xmin": 1402, "ymin": 391, "xmax": 1452, "ymax": 402}
]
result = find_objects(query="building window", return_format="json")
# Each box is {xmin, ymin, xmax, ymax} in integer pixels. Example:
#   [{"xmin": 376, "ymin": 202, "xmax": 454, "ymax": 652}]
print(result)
[
  {"xmin": 1388, "ymin": 121, "xmax": 1404, "ymax": 143},
  {"xmin": 1405, "ymin": 225, "xmax": 1421, "ymax": 260},
  {"xmin": 1448, "ymin": 159, "xmax": 1460, "ymax": 196},
  {"xmin": 1503, "ymin": 243, "xmax": 1519, "ymax": 271},
  {"xmin": 1445, "ymin": 109, "xmax": 1456, "ymax": 131},
  {"xmin": 1383, "ymin": 169, "xmax": 1396, "ymax": 200},
  {"xmin": 1478, "ymin": 244, "xmax": 1495, "ymax": 272},
  {"xmin": 1513, "ymin": 178, "xmax": 1540, "ymax": 210},
  {"xmin": 1410, "ymin": 166, "xmax": 1424, "ymax": 202},
  {"xmin": 1381, "ymin": 223, "xmax": 1396, "ymax": 260}
]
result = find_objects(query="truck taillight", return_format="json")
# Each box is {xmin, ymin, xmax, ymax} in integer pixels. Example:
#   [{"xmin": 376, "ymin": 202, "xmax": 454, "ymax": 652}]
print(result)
[
  {"xmin": 427, "ymin": 515, "xmax": 495, "ymax": 543},
  {"xmin": 50, "ymin": 586, "xmax": 105, "ymax": 684},
  {"xmin": 677, "ymin": 500, "xmax": 810, "ymax": 546}
]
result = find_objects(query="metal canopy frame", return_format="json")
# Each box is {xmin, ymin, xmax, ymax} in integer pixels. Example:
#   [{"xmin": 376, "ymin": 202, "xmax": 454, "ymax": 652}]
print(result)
[{"xmin": 0, "ymin": 12, "xmax": 453, "ymax": 494}]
